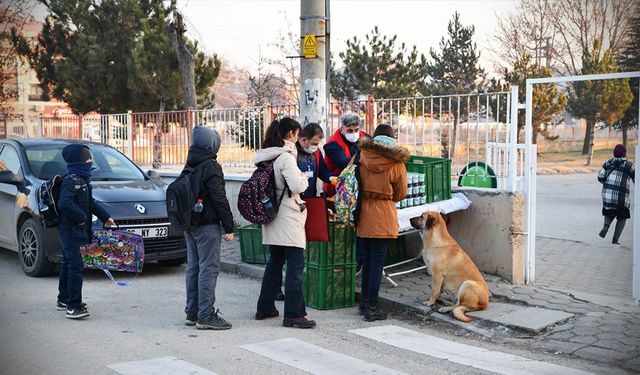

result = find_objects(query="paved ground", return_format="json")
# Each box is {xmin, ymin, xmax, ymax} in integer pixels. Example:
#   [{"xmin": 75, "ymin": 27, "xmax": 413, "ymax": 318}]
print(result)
[
  {"xmin": 534, "ymin": 174, "xmax": 634, "ymax": 300},
  {"xmin": 2, "ymin": 249, "xmax": 611, "ymax": 375}
]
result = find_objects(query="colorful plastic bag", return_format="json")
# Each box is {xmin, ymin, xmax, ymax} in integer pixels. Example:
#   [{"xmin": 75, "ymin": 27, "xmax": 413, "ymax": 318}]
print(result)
[{"xmin": 81, "ymin": 230, "xmax": 144, "ymax": 286}]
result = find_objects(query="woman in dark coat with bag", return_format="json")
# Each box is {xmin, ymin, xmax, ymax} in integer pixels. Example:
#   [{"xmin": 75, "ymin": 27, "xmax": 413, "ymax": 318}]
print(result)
[{"xmin": 597, "ymin": 144, "xmax": 635, "ymax": 244}]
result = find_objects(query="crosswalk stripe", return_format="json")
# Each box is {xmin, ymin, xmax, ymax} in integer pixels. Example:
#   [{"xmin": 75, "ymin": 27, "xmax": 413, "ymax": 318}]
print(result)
[
  {"xmin": 350, "ymin": 325, "xmax": 594, "ymax": 375},
  {"xmin": 107, "ymin": 356, "xmax": 218, "ymax": 375},
  {"xmin": 240, "ymin": 337, "xmax": 407, "ymax": 375}
]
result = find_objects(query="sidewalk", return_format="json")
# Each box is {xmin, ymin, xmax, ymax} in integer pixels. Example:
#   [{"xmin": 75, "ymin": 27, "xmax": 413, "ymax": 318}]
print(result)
[{"xmin": 218, "ymin": 238, "xmax": 640, "ymax": 373}]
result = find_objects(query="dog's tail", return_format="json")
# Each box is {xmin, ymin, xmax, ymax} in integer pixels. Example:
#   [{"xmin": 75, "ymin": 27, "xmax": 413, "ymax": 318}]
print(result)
[{"xmin": 452, "ymin": 305, "xmax": 475, "ymax": 322}]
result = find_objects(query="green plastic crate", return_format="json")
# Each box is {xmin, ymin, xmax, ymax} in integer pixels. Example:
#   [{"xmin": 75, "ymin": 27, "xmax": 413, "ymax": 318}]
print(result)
[
  {"xmin": 303, "ymin": 264, "xmax": 356, "ymax": 310},
  {"xmin": 406, "ymin": 155, "xmax": 452, "ymax": 203},
  {"xmin": 305, "ymin": 223, "xmax": 356, "ymax": 267},
  {"xmin": 238, "ymin": 224, "xmax": 270, "ymax": 264},
  {"xmin": 385, "ymin": 236, "xmax": 409, "ymax": 266}
]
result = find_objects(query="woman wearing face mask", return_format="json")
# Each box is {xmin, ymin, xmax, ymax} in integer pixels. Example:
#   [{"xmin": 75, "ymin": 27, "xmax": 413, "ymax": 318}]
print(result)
[
  {"xmin": 323, "ymin": 112, "xmax": 367, "ymax": 197},
  {"xmin": 296, "ymin": 123, "xmax": 334, "ymax": 198}
]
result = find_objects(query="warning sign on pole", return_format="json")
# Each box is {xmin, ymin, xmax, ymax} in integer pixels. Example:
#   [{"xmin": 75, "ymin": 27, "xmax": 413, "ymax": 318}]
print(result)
[{"xmin": 303, "ymin": 35, "xmax": 317, "ymax": 59}]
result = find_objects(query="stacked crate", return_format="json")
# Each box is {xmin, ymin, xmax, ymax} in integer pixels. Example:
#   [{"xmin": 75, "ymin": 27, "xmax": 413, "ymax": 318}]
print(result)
[{"xmin": 303, "ymin": 223, "xmax": 357, "ymax": 310}]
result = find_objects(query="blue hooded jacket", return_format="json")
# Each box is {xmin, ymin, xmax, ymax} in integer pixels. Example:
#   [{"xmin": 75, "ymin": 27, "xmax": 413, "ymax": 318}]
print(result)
[{"xmin": 57, "ymin": 144, "xmax": 110, "ymax": 246}]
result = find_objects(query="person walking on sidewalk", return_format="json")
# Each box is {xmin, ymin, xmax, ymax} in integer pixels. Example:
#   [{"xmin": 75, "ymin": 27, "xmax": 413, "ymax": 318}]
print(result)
[
  {"xmin": 57, "ymin": 144, "xmax": 115, "ymax": 319},
  {"xmin": 356, "ymin": 125, "xmax": 408, "ymax": 322},
  {"xmin": 598, "ymin": 144, "xmax": 635, "ymax": 245},
  {"xmin": 182, "ymin": 126, "xmax": 235, "ymax": 330},
  {"xmin": 255, "ymin": 117, "xmax": 317, "ymax": 329}
]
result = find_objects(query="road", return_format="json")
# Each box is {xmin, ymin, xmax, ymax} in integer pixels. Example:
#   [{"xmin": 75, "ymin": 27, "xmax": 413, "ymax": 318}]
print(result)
[
  {"xmin": 0, "ymin": 249, "xmax": 613, "ymax": 375},
  {"xmin": 535, "ymin": 173, "xmax": 635, "ymax": 299},
  {"xmin": 536, "ymin": 173, "xmax": 633, "ymax": 248}
]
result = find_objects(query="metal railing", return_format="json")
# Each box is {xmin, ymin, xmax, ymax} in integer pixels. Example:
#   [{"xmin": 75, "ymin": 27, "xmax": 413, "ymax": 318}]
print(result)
[{"xmin": 5, "ymin": 92, "xmax": 536, "ymax": 192}]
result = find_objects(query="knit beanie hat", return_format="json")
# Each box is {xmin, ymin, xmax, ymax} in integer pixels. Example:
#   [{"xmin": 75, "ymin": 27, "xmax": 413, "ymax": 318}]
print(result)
[
  {"xmin": 62, "ymin": 144, "xmax": 92, "ymax": 163},
  {"xmin": 373, "ymin": 135, "xmax": 397, "ymax": 147},
  {"xmin": 192, "ymin": 125, "xmax": 221, "ymax": 154},
  {"xmin": 613, "ymin": 144, "xmax": 626, "ymax": 158}
]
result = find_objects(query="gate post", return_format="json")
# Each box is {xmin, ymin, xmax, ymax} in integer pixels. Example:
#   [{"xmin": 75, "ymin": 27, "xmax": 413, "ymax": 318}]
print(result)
[
  {"xmin": 508, "ymin": 86, "xmax": 519, "ymax": 192},
  {"xmin": 524, "ymin": 81, "xmax": 536, "ymax": 284},
  {"xmin": 634, "ymin": 146, "xmax": 640, "ymax": 305}
]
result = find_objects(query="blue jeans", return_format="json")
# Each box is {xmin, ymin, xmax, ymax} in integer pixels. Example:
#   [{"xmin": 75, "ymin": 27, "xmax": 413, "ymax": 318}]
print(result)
[
  {"xmin": 359, "ymin": 237, "xmax": 389, "ymax": 303},
  {"xmin": 257, "ymin": 245, "xmax": 306, "ymax": 318},
  {"xmin": 57, "ymin": 244, "xmax": 84, "ymax": 308},
  {"xmin": 185, "ymin": 224, "xmax": 222, "ymax": 319}
]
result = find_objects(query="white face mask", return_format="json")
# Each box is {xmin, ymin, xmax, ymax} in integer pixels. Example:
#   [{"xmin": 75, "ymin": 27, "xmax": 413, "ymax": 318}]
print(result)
[
  {"xmin": 305, "ymin": 145, "xmax": 318, "ymax": 154},
  {"xmin": 343, "ymin": 130, "xmax": 360, "ymax": 143}
]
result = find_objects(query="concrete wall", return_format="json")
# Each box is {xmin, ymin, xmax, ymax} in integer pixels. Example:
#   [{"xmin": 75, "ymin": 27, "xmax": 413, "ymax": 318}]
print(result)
[{"xmin": 446, "ymin": 188, "xmax": 525, "ymax": 285}]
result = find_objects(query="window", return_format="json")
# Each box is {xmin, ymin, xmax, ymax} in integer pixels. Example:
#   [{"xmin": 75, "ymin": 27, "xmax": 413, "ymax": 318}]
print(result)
[
  {"xmin": 0, "ymin": 145, "xmax": 22, "ymax": 176},
  {"xmin": 28, "ymin": 84, "xmax": 44, "ymax": 101}
]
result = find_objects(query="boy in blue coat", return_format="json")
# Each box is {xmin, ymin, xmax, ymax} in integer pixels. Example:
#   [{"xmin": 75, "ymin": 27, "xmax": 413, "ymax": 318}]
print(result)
[{"xmin": 56, "ymin": 144, "xmax": 114, "ymax": 319}]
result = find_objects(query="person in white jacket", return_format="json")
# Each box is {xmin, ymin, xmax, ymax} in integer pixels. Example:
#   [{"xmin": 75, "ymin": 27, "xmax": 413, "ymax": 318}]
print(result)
[{"xmin": 254, "ymin": 117, "xmax": 316, "ymax": 329}]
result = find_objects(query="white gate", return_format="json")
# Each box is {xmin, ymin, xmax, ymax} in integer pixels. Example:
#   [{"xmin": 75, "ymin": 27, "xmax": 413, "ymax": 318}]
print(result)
[{"xmin": 524, "ymin": 72, "xmax": 640, "ymax": 305}]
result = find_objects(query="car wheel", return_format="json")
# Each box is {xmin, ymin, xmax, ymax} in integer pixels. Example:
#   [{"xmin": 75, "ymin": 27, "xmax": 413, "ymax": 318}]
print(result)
[
  {"xmin": 19, "ymin": 218, "xmax": 56, "ymax": 277},
  {"xmin": 158, "ymin": 257, "xmax": 186, "ymax": 267}
]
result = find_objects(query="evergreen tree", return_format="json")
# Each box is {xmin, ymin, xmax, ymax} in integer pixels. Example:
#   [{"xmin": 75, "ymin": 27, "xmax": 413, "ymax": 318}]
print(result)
[
  {"xmin": 615, "ymin": 12, "xmax": 640, "ymax": 147},
  {"xmin": 502, "ymin": 53, "xmax": 567, "ymax": 144},
  {"xmin": 569, "ymin": 39, "xmax": 633, "ymax": 165},
  {"xmin": 426, "ymin": 12, "xmax": 485, "ymax": 158},
  {"xmin": 12, "ymin": 0, "xmax": 219, "ymax": 116},
  {"xmin": 330, "ymin": 26, "xmax": 428, "ymax": 100}
]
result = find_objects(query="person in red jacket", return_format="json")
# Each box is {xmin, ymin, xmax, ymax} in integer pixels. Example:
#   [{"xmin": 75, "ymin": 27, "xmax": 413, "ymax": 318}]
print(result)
[
  {"xmin": 324, "ymin": 112, "xmax": 368, "ymax": 274},
  {"xmin": 323, "ymin": 112, "xmax": 367, "ymax": 197}
]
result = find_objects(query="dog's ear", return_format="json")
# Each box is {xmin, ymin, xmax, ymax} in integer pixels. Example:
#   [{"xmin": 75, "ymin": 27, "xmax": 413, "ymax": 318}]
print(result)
[{"xmin": 425, "ymin": 213, "xmax": 439, "ymax": 229}]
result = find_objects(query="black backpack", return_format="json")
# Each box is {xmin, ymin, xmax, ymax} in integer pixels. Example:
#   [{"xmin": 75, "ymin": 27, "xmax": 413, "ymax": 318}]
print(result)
[
  {"xmin": 36, "ymin": 174, "xmax": 83, "ymax": 228},
  {"xmin": 166, "ymin": 161, "xmax": 208, "ymax": 231}
]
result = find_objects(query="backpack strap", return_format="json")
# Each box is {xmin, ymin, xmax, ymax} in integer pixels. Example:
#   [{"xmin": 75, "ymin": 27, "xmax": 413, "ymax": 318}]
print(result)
[{"xmin": 273, "ymin": 153, "xmax": 292, "ymax": 199}]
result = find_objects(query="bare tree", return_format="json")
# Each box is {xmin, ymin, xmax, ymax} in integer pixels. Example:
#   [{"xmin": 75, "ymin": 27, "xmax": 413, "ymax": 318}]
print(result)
[
  {"xmin": 167, "ymin": 10, "xmax": 197, "ymax": 110},
  {"xmin": 266, "ymin": 12, "xmax": 301, "ymax": 106},
  {"xmin": 548, "ymin": 0, "xmax": 634, "ymax": 74},
  {"xmin": 492, "ymin": 0, "xmax": 635, "ymax": 75},
  {"xmin": 245, "ymin": 50, "xmax": 289, "ymax": 107}
]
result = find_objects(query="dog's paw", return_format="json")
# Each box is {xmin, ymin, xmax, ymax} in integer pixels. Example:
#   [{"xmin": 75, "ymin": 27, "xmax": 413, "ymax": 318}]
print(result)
[{"xmin": 424, "ymin": 299, "xmax": 436, "ymax": 307}]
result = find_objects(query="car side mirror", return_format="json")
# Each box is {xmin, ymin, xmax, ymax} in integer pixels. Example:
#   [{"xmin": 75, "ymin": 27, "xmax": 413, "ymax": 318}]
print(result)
[
  {"xmin": 0, "ymin": 170, "xmax": 23, "ymax": 185},
  {"xmin": 147, "ymin": 170, "xmax": 161, "ymax": 180}
]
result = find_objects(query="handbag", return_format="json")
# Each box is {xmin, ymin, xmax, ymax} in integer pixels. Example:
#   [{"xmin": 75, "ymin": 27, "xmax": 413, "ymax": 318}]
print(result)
[
  {"xmin": 303, "ymin": 197, "xmax": 330, "ymax": 242},
  {"xmin": 81, "ymin": 229, "xmax": 144, "ymax": 286}
]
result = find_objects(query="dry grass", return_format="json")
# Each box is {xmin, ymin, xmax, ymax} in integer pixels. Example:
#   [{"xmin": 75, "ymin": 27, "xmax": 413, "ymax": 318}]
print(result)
[{"xmin": 538, "ymin": 148, "xmax": 636, "ymax": 170}]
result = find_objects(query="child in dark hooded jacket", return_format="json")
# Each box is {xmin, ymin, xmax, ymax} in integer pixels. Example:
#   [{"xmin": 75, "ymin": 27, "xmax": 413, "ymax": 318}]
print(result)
[{"xmin": 56, "ymin": 144, "xmax": 114, "ymax": 319}]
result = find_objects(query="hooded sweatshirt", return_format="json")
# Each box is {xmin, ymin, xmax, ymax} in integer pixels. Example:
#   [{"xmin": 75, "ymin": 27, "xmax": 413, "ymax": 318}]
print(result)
[
  {"xmin": 356, "ymin": 137, "xmax": 409, "ymax": 238},
  {"xmin": 182, "ymin": 126, "xmax": 234, "ymax": 233}
]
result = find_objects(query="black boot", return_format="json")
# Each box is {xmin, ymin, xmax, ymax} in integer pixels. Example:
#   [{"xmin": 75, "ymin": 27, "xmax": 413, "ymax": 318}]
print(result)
[
  {"xmin": 358, "ymin": 296, "xmax": 368, "ymax": 315},
  {"xmin": 363, "ymin": 301, "xmax": 388, "ymax": 322}
]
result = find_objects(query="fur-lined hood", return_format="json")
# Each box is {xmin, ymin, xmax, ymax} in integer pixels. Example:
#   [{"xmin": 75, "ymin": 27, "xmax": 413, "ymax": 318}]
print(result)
[{"xmin": 357, "ymin": 136, "xmax": 410, "ymax": 173}]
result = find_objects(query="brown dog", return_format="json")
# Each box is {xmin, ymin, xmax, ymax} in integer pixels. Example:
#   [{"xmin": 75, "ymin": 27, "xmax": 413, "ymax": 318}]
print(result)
[{"xmin": 410, "ymin": 211, "xmax": 489, "ymax": 322}]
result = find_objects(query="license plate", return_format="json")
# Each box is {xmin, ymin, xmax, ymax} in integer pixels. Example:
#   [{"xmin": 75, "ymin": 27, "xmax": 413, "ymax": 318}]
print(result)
[{"xmin": 125, "ymin": 227, "xmax": 168, "ymax": 238}]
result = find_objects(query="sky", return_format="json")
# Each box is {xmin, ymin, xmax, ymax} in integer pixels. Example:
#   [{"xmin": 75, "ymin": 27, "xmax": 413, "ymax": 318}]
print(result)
[{"xmin": 176, "ymin": 0, "xmax": 519, "ymax": 74}]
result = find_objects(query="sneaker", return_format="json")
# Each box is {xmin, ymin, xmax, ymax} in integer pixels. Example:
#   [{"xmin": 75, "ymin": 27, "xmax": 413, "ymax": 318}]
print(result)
[
  {"xmin": 612, "ymin": 240, "xmax": 621, "ymax": 245},
  {"xmin": 196, "ymin": 309, "xmax": 232, "ymax": 330},
  {"xmin": 283, "ymin": 316, "xmax": 316, "ymax": 328},
  {"xmin": 275, "ymin": 290, "xmax": 285, "ymax": 301},
  {"xmin": 57, "ymin": 301, "xmax": 87, "ymax": 311},
  {"xmin": 185, "ymin": 314, "xmax": 198, "ymax": 326},
  {"xmin": 255, "ymin": 310, "xmax": 279, "ymax": 320},
  {"xmin": 599, "ymin": 225, "xmax": 609, "ymax": 238},
  {"xmin": 66, "ymin": 306, "xmax": 90, "ymax": 319}
]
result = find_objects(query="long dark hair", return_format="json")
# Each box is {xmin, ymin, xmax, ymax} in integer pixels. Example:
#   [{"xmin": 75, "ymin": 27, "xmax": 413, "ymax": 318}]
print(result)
[{"xmin": 262, "ymin": 117, "xmax": 302, "ymax": 148}]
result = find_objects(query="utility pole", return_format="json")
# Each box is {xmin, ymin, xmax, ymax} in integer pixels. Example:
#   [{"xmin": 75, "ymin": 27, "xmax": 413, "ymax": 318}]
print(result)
[{"xmin": 300, "ymin": 0, "xmax": 329, "ymax": 133}]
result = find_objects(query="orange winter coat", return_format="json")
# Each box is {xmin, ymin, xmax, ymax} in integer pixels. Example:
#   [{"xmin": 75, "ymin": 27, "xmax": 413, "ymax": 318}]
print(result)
[{"xmin": 355, "ymin": 137, "xmax": 409, "ymax": 239}]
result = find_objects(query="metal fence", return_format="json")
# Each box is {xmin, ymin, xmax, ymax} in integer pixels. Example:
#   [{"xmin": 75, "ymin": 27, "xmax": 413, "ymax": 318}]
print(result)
[{"xmin": 15, "ymin": 89, "xmax": 633, "ymax": 192}]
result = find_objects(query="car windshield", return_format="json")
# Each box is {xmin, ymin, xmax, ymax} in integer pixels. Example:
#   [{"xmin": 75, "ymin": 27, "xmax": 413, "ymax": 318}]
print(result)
[{"xmin": 24, "ymin": 144, "xmax": 145, "ymax": 181}]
